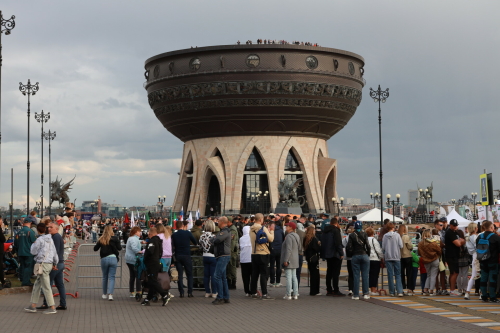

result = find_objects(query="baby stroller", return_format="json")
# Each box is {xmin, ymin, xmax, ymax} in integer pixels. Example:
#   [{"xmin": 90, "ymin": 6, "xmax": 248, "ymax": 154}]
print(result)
[
  {"xmin": 134, "ymin": 255, "xmax": 171, "ymax": 303},
  {"xmin": 3, "ymin": 243, "xmax": 19, "ymax": 276}
]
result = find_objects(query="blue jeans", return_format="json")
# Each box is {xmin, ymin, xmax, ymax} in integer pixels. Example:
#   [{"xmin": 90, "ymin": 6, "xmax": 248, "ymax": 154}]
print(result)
[
  {"xmin": 175, "ymin": 255, "xmax": 193, "ymax": 295},
  {"xmin": 92, "ymin": 232, "xmax": 97, "ymax": 243},
  {"xmin": 386, "ymin": 260, "xmax": 403, "ymax": 295},
  {"xmin": 480, "ymin": 263, "xmax": 498, "ymax": 299},
  {"xmin": 203, "ymin": 256, "xmax": 217, "ymax": 294},
  {"xmin": 160, "ymin": 258, "xmax": 171, "ymax": 272},
  {"xmin": 43, "ymin": 262, "xmax": 66, "ymax": 307},
  {"xmin": 351, "ymin": 254, "xmax": 370, "ymax": 297},
  {"xmin": 214, "ymin": 256, "xmax": 230, "ymax": 300},
  {"xmin": 285, "ymin": 268, "xmax": 298, "ymax": 296},
  {"xmin": 101, "ymin": 256, "xmax": 118, "ymax": 295}
]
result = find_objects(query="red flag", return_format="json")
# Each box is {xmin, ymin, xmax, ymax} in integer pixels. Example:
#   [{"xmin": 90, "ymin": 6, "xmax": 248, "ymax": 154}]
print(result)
[{"xmin": 124, "ymin": 212, "xmax": 130, "ymax": 223}]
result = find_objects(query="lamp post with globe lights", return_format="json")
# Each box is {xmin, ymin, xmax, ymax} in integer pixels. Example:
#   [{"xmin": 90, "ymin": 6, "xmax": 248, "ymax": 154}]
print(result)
[
  {"xmin": 386, "ymin": 194, "xmax": 401, "ymax": 225},
  {"xmin": 332, "ymin": 197, "xmax": 344, "ymax": 215},
  {"xmin": 471, "ymin": 192, "xmax": 478, "ymax": 219},
  {"xmin": 158, "ymin": 195, "xmax": 166, "ymax": 217},
  {"xmin": 370, "ymin": 192, "xmax": 381, "ymax": 209},
  {"xmin": 369, "ymin": 85, "xmax": 389, "ymax": 225},
  {"xmin": 19, "ymin": 79, "xmax": 39, "ymax": 213},
  {"xmin": 0, "ymin": 12, "xmax": 16, "ymax": 204}
]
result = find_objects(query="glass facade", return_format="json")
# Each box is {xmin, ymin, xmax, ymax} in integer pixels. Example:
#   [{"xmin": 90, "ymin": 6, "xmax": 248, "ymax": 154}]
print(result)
[
  {"xmin": 284, "ymin": 150, "xmax": 309, "ymax": 213},
  {"xmin": 240, "ymin": 148, "xmax": 270, "ymax": 214},
  {"xmin": 206, "ymin": 175, "xmax": 221, "ymax": 216}
]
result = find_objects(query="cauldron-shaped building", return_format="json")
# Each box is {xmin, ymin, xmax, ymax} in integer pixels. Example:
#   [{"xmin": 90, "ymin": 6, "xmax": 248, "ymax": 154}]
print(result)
[{"xmin": 144, "ymin": 44, "xmax": 365, "ymax": 216}]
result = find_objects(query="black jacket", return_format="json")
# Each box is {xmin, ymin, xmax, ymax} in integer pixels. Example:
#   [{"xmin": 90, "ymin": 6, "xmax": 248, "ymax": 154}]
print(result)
[
  {"xmin": 477, "ymin": 231, "xmax": 500, "ymax": 265},
  {"xmin": 321, "ymin": 225, "xmax": 344, "ymax": 260},
  {"xmin": 144, "ymin": 235, "xmax": 163, "ymax": 269},
  {"xmin": 347, "ymin": 231, "xmax": 371, "ymax": 256},
  {"xmin": 94, "ymin": 236, "xmax": 121, "ymax": 259},
  {"xmin": 304, "ymin": 236, "xmax": 321, "ymax": 261}
]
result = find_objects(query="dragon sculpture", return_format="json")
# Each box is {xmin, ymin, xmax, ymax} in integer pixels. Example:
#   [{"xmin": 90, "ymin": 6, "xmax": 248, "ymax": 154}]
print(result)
[
  {"xmin": 278, "ymin": 177, "xmax": 306, "ymax": 207},
  {"xmin": 50, "ymin": 176, "xmax": 75, "ymax": 207}
]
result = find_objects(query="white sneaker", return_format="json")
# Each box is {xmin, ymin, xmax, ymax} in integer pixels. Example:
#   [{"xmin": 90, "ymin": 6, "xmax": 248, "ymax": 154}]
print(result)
[
  {"xmin": 370, "ymin": 292, "xmax": 380, "ymax": 296},
  {"xmin": 348, "ymin": 290, "xmax": 353, "ymax": 296},
  {"xmin": 102, "ymin": 294, "xmax": 108, "ymax": 300},
  {"xmin": 276, "ymin": 283, "xmax": 283, "ymax": 287},
  {"xmin": 245, "ymin": 293, "xmax": 250, "ymax": 297},
  {"xmin": 283, "ymin": 295, "xmax": 291, "ymax": 300},
  {"xmin": 450, "ymin": 290, "xmax": 461, "ymax": 297},
  {"xmin": 212, "ymin": 293, "xmax": 218, "ymax": 298},
  {"xmin": 464, "ymin": 292, "xmax": 470, "ymax": 300},
  {"xmin": 363, "ymin": 295, "xmax": 370, "ymax": 300},
  {"xmin": 108, "ymin": 294, "xmax": 113, "ymax": 301},
  {"xmin": 397, "ymin": 293, "xmax": 404, "ymax": 297},
  {"xmin": 130, "ymin": 292, "xmax": 136, "ymax": 298},
  {"xmin": 205, "ymin": 293, "xmax": 212, "ymax": 298},
  {"xmin": 292, "ymin": 295, "xmax": 298, "ymax": 300},
  {"xmin": 352, "ymin": 296, "xmax": 359, "ymax": 300}
]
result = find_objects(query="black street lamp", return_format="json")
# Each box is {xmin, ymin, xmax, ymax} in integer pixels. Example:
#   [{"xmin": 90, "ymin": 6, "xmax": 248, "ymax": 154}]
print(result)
[
  {"xmin": 35, "ymin": 200, "xmax": 41, "ymax": 216},
  {"xmin": 386, "ymin": 193, "xmax": 401, "ymax": 225},
  {"xmin": 370, "ymin": 192, "xmax": 381, "ymax": 209},
  {"xmin": 35, "ymin": 110, "xmax": 50, "ymax": 216},
  {"xmin": 0, "ymin": 12, "xmax": 15, "ymax": 205},
  {"xmin": 43, "ymin": 130, "xmax": 56, "ymax": 215},
  {"xmin": 8, "ymin": 201, "xmax": 13, "ymax": 237},
  {"xmin": 158, "ymin": 195, "xmax": 166, "ymax": 217},
  {"xmin": 471, "ymin": 192, "xmax": 478, "ymax": 219},
  {"xmin": 370, "ymin": 85, "xmax": 389, "ymax": 225},
  {"xmin": 331, "ymin": 197, "xmax": 344, "ymax": 215},
  {"xmin": 19, "ymin": 79, "xmax": 39, "ymax": 213}
]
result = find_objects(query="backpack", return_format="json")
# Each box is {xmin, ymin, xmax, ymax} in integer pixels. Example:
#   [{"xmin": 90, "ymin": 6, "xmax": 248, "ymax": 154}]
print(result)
[
  {"xmin": 255, "ymin": 227, "xmax": 268, "ymax": 244},
  {"xmin": 477, "ymin": 233, "xmax": 494, "ymax": 261}
]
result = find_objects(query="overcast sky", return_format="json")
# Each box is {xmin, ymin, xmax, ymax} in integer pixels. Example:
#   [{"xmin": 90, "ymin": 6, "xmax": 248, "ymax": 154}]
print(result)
[{"xmin": 1, "ymin": 0, "xmax": 499, "ymax": 209}]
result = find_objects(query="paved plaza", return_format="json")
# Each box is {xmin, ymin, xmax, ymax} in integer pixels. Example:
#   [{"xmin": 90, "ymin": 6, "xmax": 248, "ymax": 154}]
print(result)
[{"xmin": 0, "ymin": 245, "xmax": 497, "ymax": 333}]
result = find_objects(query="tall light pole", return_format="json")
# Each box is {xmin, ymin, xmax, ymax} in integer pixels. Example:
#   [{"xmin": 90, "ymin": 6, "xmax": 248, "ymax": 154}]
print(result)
[
  {"xmin": 332, "ymin": 197, "xmax": 344, "ymax": 215},
  {"xmin": 370, "ymin": 85, "xmax": 389, "ymax": 225},
  {"xmin": 471, "ymin": 192, "xmax": 478, "ymax": 219},
  {"xmin": 43, "ymin": 130, "xmax": 55, "ymax": 215},
  {"xmin": 386, "ymin": 193, "xmax": 401, "ymax": 225},
  {"xmin": 370, "ymin": 192, "xmax": 381, "ymax": 209},
  {"xmin": 19, "ymin": 80, "xmax": 39, "ymax": 213},
  {"xmin": 35, "ymin": 111, "xmax": 49, "ymax": 216},
  {"xmin": 0, "ymin": 12, "xmax": 16, "ymax": 207}
]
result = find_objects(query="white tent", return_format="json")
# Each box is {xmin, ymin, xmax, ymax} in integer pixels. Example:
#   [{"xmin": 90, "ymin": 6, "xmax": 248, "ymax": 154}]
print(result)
[
  {"xmin": 356, "ymin": 208, "xmax": 404, "ymax": 223},
  {"xmin": 446, "ymin": 210, "xmax": 471, "ymax": 228}
]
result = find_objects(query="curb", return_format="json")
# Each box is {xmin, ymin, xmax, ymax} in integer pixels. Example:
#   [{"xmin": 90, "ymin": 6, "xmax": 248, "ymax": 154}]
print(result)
[{"xmin": 0, "ymin": 286, "xmax": 33, "ymax": 296}]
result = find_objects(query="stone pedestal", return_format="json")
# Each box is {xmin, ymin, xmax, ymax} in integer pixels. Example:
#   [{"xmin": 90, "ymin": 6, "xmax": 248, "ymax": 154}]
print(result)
[{"xmin": 274, "ymin": 203, "xmax": 303, "ymax": 215}]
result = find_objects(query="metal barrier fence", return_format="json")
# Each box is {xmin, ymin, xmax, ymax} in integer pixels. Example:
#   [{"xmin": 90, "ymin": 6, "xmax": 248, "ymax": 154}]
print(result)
[{"xmin": 75, "ymin": 243, "xmax": 125, "ymax": 294}]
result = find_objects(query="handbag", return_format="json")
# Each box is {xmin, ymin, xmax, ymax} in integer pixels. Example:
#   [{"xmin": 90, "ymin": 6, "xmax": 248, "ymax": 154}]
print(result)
[
  {"xmin": 438, "ymin": 257, "xmax": 446, "ymax": 272},
  {"xmin": 169, "ymin": 266, "xmax": 179, "ymax": 282}
]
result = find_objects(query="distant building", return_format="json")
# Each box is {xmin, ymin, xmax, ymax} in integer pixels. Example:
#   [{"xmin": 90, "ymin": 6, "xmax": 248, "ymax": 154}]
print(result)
[
  {"xmin": 408, "ymin": 190, "xmax": 418, "ymax": 207},
  {"xmin": 345, "ymin": 198, "xmax": 361, "ymax": 205}
]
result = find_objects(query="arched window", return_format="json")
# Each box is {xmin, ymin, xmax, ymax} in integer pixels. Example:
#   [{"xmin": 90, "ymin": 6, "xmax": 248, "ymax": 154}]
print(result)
[
  {"xmin": 245, "ymin": 148, "xmax": 265, "ymax": 171},
  {"xmin": 283, "ymin": 149, "xmax": 309, "ymax": 213},
  {"xmin": 240, "ymin": 148, "xmax": 270, "ymax": 214}
]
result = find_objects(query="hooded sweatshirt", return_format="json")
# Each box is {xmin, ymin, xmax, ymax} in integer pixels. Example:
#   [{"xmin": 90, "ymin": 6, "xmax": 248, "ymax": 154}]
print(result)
[
  {"xmin": 249, "ymin": 223, "xmax": 274, "ymax": 255},
  {"xmin": 382, "ymin": 231, "xmax": 403, "ymax": 261},
  {"xmin": 239, "ymin": 226, "xmax": 252, "ymax": 263}
]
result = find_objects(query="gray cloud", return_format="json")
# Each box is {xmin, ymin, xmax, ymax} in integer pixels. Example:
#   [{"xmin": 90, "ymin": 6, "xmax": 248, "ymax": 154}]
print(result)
[{"xmin": 1, "ymin": 0, "xmax": 499, "ymax": 209}]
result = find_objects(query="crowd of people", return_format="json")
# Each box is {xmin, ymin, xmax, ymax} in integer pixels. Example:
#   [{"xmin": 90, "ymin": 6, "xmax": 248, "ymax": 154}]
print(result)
[
  {"xmin": 238, "ymin": 40, "xmax": 320, "ymax": 46},
  {"xmin": 2, "ymin": 207, "xmax": 500, "ymax": 313}
]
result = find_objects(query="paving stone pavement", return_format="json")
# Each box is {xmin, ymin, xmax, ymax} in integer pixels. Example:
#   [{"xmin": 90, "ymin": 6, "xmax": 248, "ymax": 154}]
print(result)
[{"xmin": 0, "ymin": 244, "xmax": 492, "ymax": 333}]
